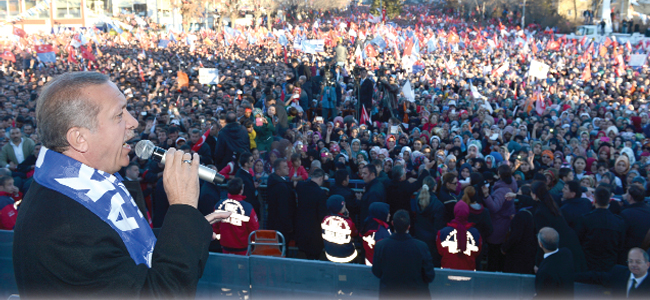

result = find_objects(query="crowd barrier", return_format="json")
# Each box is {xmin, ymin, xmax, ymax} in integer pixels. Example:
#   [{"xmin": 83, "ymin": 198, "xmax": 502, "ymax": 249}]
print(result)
[{"xmin": 0, "ymin": 230, "xmax": 609, "ymax": 299}]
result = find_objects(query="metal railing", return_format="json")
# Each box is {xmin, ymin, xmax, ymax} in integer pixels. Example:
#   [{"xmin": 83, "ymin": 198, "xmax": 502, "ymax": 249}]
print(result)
[{"xmin": 0, "ymin": 230, "xmax": 609, "ymax": 299}]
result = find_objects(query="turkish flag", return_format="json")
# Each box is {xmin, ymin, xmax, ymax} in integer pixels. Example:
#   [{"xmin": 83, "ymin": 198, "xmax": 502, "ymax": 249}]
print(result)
[
  {"xmin": 67, "ymin": 46, "xmax": 78, "ymax": 64},
  {"xmin": 365, "ymin": 43, "xmax": 378, "ymax": 57},
  {"xmin": 235, "ymin": 35, "xmax": 247, "ymax": 48},
  {"xmin": 191, "ymin": 128, "xmax": 211, "ymax": 153},
  {"xmin": 1, "ymin": 50, "xmax": 15, "ymax": 63},
  {"xmin": 581, "ymin": 63, "xmax": 591, "ymax": 82},
  {"xmin": 531, "ymin": 41, "xmax": 538, "ymax": 54},
  {"xmin": 80, "ymin": 45, "xmax": 96, "ymax": 61},
  {"xmin": 546, "ymin": 40, "xmax": 560, "ymax": 51},
  {"xmin": 12, "ymin": 27, "xmax": 26, "ymax": 38},
  {"xmin": 403, "ymin": 37, "xmax": 414, "ymax": 56}
]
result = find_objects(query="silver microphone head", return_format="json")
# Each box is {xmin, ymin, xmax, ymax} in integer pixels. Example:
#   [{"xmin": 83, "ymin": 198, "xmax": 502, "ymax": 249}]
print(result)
[{"xmin": 135, "ymin": 140, "xmax": 155, "ymax": 160}]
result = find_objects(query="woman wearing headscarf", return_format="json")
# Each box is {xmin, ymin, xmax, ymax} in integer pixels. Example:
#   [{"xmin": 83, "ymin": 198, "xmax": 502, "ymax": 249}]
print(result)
[
  {"xmin": 463, "ymin": 185, "xmax": 493, "ymax": 270},
  {"xmin": 530, "ymin": 181, "xmax": 588, "ymax": 272},
  {"xmin": 436, "ymin": 201, "xmax": 483, "ymax": 271},
  {"xmin": 612, "ymin": 154, "xmax": 631, "ymax": 190},
  {"xmin": 412, "ymin": 176, "xmax": 446, "ymax": 267}
]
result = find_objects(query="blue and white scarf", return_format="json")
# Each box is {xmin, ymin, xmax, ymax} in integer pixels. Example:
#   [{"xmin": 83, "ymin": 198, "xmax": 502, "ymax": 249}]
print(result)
[{"xmin": 34, "ymin": 147, "xmax": 156, "ymax": 267}]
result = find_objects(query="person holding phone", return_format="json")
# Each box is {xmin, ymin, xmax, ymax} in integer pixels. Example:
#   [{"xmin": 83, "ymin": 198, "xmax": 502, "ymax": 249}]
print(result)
[{"xmin": 252, "ymin": 108, "xmax": 274, "ymax": 152}]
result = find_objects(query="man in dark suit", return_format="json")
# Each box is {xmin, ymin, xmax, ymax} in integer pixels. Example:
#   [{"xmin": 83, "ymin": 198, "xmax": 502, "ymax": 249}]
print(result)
[
  {"xmin": 235, "ymin": 152, "xmax": 260, "ymax": 218},
  {"xmin": 576, "ymin": 248, "xmax": 650, "ymax": 298},
  {"xmin": 386, "ymin": 165, "xmax": 429, "ymax": 217},
  {"xmin": 621, "ymin": 185, "xmax": 650, "ymax": 255},
  {"xmin": 359, "ymin": 164, "xmax": 386, "ymax": 223},
  {"xmin": 535, "ymin": 227, "xmax": 575, "ymax": 299},
  {"xmin": 372, "ymin": 209, "xmax": 435, "ymax": 299},
  {"xmin": 330, "ymin": 169, "xmax": 359, "ymax": 225},
  {"xmin": 359, "ymin": 68, "xmax": 374, "ymax": 112},
  {"xmin": 560, "ymin": 180, "xmax": 593, "ymax": 230},
  {"xmin": 294, "ymin": 168, "xmax": 328, "ymax": 260},
  {"xmin": 574, "ymin": 187, "xmax": 626, "ymax": 271},
  {"xmin": 266, "ymin": 158, "xmax": 296, "ymax": 242}
]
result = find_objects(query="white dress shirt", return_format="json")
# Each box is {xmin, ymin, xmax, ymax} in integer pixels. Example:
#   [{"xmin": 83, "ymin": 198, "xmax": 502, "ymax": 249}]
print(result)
[
  {"xmin": 543, "ymin": 249, "xmax": 559, "ymax": 260},
  {"xmin": 10, "ymin": 138, "xmax": 25, "ymax": 164},
  {"xmin": 628, "ymin": 271, "xmax": 648, "ymax": 297}
]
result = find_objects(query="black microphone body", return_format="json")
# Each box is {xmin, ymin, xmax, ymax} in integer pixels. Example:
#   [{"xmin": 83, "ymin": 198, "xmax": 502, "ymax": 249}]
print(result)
[{"xmin": 135, "ymin": 140, "xmax": 225, "ymax": 184}]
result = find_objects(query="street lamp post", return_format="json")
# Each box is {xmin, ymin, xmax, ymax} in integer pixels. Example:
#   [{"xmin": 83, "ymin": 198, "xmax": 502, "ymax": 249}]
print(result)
[{"xmin": 522, "ymin": 0, "xmax": 526, "ymax": 29}]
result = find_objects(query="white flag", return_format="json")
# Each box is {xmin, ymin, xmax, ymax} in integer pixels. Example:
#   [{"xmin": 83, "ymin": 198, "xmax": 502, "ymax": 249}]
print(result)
[{"xmin": 402, "ymin": 80, "xmax": 415, "ymax": 102}]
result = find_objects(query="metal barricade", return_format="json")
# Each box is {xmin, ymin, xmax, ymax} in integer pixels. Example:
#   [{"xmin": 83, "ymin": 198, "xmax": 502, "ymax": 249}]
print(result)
[{"xmin": 0, "ymin": 231, "xmax": 609, "ymax": 299}]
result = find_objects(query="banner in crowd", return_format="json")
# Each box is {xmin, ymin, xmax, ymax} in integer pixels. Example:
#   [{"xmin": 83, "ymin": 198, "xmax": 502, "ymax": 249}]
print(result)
[
  {"xmin": 528, "ymin": 60, "xmax": 550, "ymax": 79},
  {"xmin": 628, "ymin": 54, "xmax": 647, "ymax": 67},
  {"xmin": 199, "ymin": 68, "xmax": 219, "ymax": 85},
  {"xmin": 300, "ymin": 39, "xmax": 325, "ymax": 54}
]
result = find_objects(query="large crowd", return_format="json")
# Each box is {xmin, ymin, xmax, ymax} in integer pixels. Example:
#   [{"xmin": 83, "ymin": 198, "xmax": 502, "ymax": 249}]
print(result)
[{"xmin": 1, "ymin": 3, "xmax": 650, "ymax": 294}]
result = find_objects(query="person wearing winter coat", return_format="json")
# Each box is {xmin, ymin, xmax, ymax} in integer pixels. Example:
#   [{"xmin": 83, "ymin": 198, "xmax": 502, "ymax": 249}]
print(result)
[
  {"xmin": 530, "ymin": 181, "xmax": 589, "ymax": 273},
  {"xmin": 322, "ymin": 195, "xmax": 359, "ymax": 263},
  {"xmin": 266, "ymin": 159, "xmax": 296, "ymax": 242},
  {"xmin": 252, "ymin": 108, "xmax": 275, "ymax": 152},
  {"xmin": 483, "ymin": 164, "xmax": 517, "ymax": 272},
  {"xmin": 411, "ymin": 176, "xmax": 446, "ymax": 267},
  {"xmin": 502, "ymin": 187, "xmax": 538, "ymax": 275},
  {"xmin": 213, "ymin": 178, "xmax": 260, "ymax": 255},
  {"xmin": 437, "ymin": 201, "xmax": 482, "ymax": 271},
  {"xmin": 362, "ymin": 202, "xmax": 391, "ymax": 266},
  {"xmin": 461, "ymin": 185, "xmax": 493, "ymax": 270}
]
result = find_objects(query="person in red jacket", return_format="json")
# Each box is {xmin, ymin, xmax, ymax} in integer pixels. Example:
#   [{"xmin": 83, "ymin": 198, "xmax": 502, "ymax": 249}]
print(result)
[
  {"xmin": 213, "ymin": 177, "xmax": 260, "ymax": 255},
  {"xmin": 288, "ymin": 153, "xmax": 309, "ymax": 182},
  {"xmin": 362, "ymin": 202, "xmax": 391, "ymax": 266},
  {"xmin": 322, "ymin": 195, "xmax": 359, "ymax": 263},
  {"xmin": 0, "ymin": 175, "xmax": 21, "ymax": 211},
  {"xmin": 436, "ymin": 200, "xmax": 482, "ymax": 270}
]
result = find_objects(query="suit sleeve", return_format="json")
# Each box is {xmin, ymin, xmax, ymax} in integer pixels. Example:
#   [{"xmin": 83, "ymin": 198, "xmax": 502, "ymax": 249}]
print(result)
[
  {"xmin": 39, "ymin": 203, "xmax": 213, "ymax": 298},
  {"xmin": 502, "ymin": 213, "xmax": 524, "ymax": 254},
  {"xmin": 277, "ymin": 185, "xmax": 295, "ymax": 234},
  {"xmin": 0, "ymin": 146, "xmax": 8, "ymax": 166},
  {"xmin": 371, "ymin": 242, "xmax": 383, "ymax": 278},
  {"xmin": 419, "ymin": 242, "xmax": 436, "ymax": 283},
  {"xmin": 433, "ymin": 202, "xmax": 446, "ymax": 233},
  {"xmin": 406, "ymin": 169, "xmax": 430, "ymax": 196}
]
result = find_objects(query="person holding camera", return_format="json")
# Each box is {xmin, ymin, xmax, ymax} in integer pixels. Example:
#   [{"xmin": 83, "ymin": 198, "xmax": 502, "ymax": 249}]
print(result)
[{"xmin": 321, "ymin": 71, "xmax": 338, "ymax": 122}]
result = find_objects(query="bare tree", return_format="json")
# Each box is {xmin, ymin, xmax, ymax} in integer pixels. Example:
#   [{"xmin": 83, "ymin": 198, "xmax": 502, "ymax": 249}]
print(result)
[{"xmin": 171, "ymin": 0, "xmax": 212, "ymax": 32}]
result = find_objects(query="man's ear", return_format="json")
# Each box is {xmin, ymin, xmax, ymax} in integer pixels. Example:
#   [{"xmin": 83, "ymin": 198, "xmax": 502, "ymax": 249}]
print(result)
[{"xmin": 66, "ymin": 127, "xmax": 89, "ymax": 153}]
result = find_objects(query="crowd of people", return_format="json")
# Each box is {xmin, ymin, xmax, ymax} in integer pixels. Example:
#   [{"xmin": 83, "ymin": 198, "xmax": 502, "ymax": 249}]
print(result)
[{"xmin": 1, "ymin": 3, "xmax": 650, "ymax": 297}]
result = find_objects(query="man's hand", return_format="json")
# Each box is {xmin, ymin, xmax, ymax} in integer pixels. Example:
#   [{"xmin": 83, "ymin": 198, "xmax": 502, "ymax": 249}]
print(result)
[
  {"xmin": 163, "ymin": 148, "xmax": 200, "ymax": 208},
  {"xmin": 205, "ymin": 211, "xmax": 232, "ymax": 240}
]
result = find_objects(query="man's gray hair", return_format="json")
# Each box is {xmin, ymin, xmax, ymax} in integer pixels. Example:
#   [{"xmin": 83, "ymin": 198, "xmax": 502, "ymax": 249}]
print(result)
[
  {"xmin": 36, "ymin": 72, "xmax": 109, "ymax": 153},
  {"xmin": 392, "ymin": 164, "xmax": 405, "ymax": 180}
]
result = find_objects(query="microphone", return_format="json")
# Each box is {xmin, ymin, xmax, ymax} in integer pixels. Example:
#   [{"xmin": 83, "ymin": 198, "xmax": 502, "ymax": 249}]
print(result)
[{"xmin": 135, "ymin": 140, "xmax": 224, "ymax": 184}]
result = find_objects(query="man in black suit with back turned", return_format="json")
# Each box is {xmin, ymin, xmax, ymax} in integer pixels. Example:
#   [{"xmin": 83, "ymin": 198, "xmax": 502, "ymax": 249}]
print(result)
[
  {"xmin": 576, "ymin": 248, "xmax": 650, "ymax": 298},
  {"xmin": 372, "ymin": 210, "xmax": 435, "ymax": 300},
  {"xmin": 535, "ymin": 227, "xmax": 575, "ymax": 299}
]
